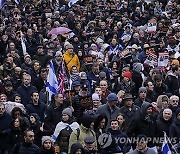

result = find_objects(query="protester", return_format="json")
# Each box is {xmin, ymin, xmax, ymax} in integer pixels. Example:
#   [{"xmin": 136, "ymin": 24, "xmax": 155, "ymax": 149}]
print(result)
[
  {"xmin": 40, "ymin": 136, "xmax": 55, "ymax": 154},
  {"xmin": 0, "ymin": 0, "xmax": 179, "ymax": 153},
  {"xmin": 52, "ymin": 107, "xmax": 79, "ymax": 153},
  {"xmin": 11, "ymin": 129, "xmax": 40, "ymax": 154}
]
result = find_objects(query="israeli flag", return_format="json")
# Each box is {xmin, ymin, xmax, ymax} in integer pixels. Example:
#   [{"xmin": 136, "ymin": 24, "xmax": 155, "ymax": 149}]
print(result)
[
  {"xmin": 46, "ymin": 61, "xmax": 59, "ymax": 101},
  {"xmin": 68, "ymin": 0, "xmax": 79, "ymax": 7},
  {"xmin": 162, "ymin": 132, "xmax": 172, "ymax": 154},
  {"xmin": 15, "ymin": 0, "xmax": 20, "ymax": 4}
]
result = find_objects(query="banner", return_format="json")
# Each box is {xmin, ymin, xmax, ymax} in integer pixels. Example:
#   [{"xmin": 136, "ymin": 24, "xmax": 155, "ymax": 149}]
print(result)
[
  {"xmin": 158, "ymin": 52, "xmax": 169, "ymax": 68},
  {"xmin": 144, "ymin": 47, "xmax": 158, "ymax": 67}
]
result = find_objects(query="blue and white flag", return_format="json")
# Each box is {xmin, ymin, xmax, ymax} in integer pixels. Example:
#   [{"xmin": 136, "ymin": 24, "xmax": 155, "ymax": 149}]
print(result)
[
  {"xmin": 46, "ymin": 61, "xmax": 59, "ymax": 101},
  {"xmin": 15, "ymin": 0, "xmax": 20, "ymax": 4},
  {"xmin": 20, "ymin": 31, "xmax": 27, "ymax": 55},
  {"xmin": 68, "ymin": 0, "xmax": 79, "ymax": 7},
  {"xmin": 162, "ymin": 132, "xmax": 172, "ymax": 154},
  {"xmin": 0, "ymin": 0, "xmax": 5, "ymax": 9}
]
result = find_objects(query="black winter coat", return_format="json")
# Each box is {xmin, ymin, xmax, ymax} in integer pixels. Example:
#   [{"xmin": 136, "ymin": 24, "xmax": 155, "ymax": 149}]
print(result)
[
  {"xmin": 154, "ymin": 83, "xmax": 169, "ymax": 100},
  {"xmin": 165, "ymin": 74, "xmax": 180, "ymax": 97},
  {"xmin": 0, "ymin": 112, "xmax": 12, "ymax": 149},
  {"xmin": 103, "ymin": 129, "xmax": 130, "ymax": 153},
  {"xmin": 132, "ymin": 70, "xmax": 143, "ymax": 96},
  {"xmin": 156, "ymin": 113, "xmax": 172, "ymax": 137},
  {"xmin": 134, "ymin": 97, "xmax": 152, "ymax": 108},
  {"xmin": 127, "ymin": 102, "xmax": 157, "ymax": 147},
  {"xmin": 40, "ymin": 147, "xmax": 55, "ymax": 154},
  {"xmin": 5, "ymin": 128, "xmax": 24, "ymax": 150},
  {"xmin": 26, "ymin": 101, "xmax": 46, "ymax": 122},
  {"xmin": 169, "ymin": 118, "xmax": 180, "ymax": 140},
  {"xmin": 16, "ymin": 84, "xmax": 37, "ymax": 106},
  {"xmin": 44, "ymin": 102, "xmax": 68, "ymax": 130},
  {"xmin": 32, "ymin": 53, "xmax": 49, "ymax": 68},
  {"xmin": 30, "ymin": 122, "xmax": 53, "ymax": 147},
  {"xmin": 11, "ymin": 142, "xmax": 40, "ymax": 154}
]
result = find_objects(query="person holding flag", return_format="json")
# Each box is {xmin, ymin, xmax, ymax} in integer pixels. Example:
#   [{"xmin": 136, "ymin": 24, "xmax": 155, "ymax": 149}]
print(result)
[
  {"xmin": 162, "ymin": 131, "xmax": 173, "ymax": 154},
  {"xmin": 46, "ymin": 60, "xmax": 59, "ymax": 102}
]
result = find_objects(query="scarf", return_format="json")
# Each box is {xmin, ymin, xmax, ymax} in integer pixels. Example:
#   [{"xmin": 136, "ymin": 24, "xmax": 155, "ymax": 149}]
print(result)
[{"xmin": 52, "ymin": 121, "xmax": 79, "ymax": 142}]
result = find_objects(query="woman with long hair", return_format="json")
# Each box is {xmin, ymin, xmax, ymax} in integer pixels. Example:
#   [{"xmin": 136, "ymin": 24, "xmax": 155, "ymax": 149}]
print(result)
[
  {"xmin": 93, "ymin": 114, "xmax": 108, "ymax": 152},
  {"xmin": 116, "ymin": 113, "xmax": 128, "ymax": 133}
]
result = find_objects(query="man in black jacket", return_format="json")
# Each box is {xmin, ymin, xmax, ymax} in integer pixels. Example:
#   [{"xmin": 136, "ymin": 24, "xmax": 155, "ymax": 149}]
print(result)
[
  {"xmin": 134, "ymin": 87, "xmax": 151, "ymax": 107},
  {"xmin": 26, "ymin": 91, "xmax": 46, "ymax": 122},
  {"xmin": 11, "ymin": 130, "xmax": 40, "ymax": 154},
  {"xmin": 44, "ymin": 93, "xmax": 69, "ymax": 130},
  {"xmin": 128, "ymin": 102, "xmax": 157, "ymax": 148},
  {"xmin": 165, "ymin": 65, "xmax": 180, "ymax": 97}
]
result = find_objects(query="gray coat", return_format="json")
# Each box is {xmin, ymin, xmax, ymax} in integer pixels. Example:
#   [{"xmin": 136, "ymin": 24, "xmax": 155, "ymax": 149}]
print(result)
[
  {"xmin": 130, "ymin": 148, "xmax": 156, "ymax": 154},
  {"xmin": 96, "ymin": 104, "xmax": 120, "ymax": 130}
]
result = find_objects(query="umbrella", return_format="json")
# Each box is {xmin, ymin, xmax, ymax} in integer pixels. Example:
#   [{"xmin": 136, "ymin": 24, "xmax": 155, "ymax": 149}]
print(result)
[{"xmin": 48, "ymin": 27, "xmax": 72, "ymax": 35}]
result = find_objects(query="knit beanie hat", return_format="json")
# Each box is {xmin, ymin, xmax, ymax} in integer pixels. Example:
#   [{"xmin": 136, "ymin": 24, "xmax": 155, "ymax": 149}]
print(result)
[
  {"xmin": 139, "ymin": 87, "xmax": 147, "ymax": 93},
  {"xmin": 81, "ymin": 114, "xmax": 94, "ymax": 128},
  {"xmin": 42, "ymin": 136, "xmax": 52, "ymax": 145},
  {"xmin": 92, "ymin": 93, "xmax": 100, "ymax": 101},
  {"xmin": 62, "ymin": 108, "xmax": 72, "ymax": 117},
  {"xmin": 123, "ymin": 71, "xmax": 132, "ymax": 79},
  {"xmin": 107, "ymin": 93, "xmax": 118, "ymax": 102}
]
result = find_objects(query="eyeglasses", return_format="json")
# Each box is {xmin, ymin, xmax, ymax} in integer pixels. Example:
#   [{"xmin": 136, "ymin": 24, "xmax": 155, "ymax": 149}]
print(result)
[
  {"xmin": 140, "ymin": 91, "xmax": 146, "ymax": 93},
  {"xmin": 173, "ymin": 100, "xmax": 179, "ymax": 102}
]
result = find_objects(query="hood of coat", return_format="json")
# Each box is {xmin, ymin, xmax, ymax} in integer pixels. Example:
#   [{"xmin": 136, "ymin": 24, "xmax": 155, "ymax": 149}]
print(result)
[
  {"xmin": 140, "ymin": 102, "xmax": 152, "ymax": 117},
  {"xmin": 157, "ymin": 95, "xmax": 169, "ymax": 109},
  {"xmin": 70, "ymin": 143, "xmax": 84, "ymax": 154}
]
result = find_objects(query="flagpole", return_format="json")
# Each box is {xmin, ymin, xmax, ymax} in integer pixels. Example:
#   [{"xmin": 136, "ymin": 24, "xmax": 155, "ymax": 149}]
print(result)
[
  {"xmin": 46, "ymin": 91, "xmax": 49, "ymax": 105},
  {"xmin": 166, "ymin": 134, "xmax": 178, "ymax": 154},
  {"xmin": 62, "ymin": 58, "xmax": 73, "ymax": 107}
]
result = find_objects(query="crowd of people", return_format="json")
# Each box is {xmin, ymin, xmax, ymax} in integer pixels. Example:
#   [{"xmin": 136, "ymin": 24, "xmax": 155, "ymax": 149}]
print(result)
[{"xmin": 0, "ymin": 0, "xmax": 180, "ymax": 153}]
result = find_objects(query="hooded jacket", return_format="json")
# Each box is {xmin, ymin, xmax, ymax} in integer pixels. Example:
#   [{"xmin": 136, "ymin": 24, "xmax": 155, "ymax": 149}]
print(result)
[
  {"xmin": 70, "ymin": 143, "xmax": 85, "ymax": 154},
  {"xmin": 127, "ymin": 102, "xmax": 157, "ymax": 147},
  {"xmin": 63, "ymin": 51, "xmax": 80, "ymax": 71},
  {"xmin": 156, "ymin": 109, "xmax": 172, "ymax": 137},
  {"xmin": 156, "ymin": 95, "xmax": 169, "ymax": 111},
  {"xmin": 165, "ymin": 72, "xmax": 180, "ymax": 96},
  {"xmin": 68, "ymin": 115, "xmax": 97, "ymax": 153},
  {"xmin": 29, "ymin": 113, "xmax": 53, "ymax": 147}
]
